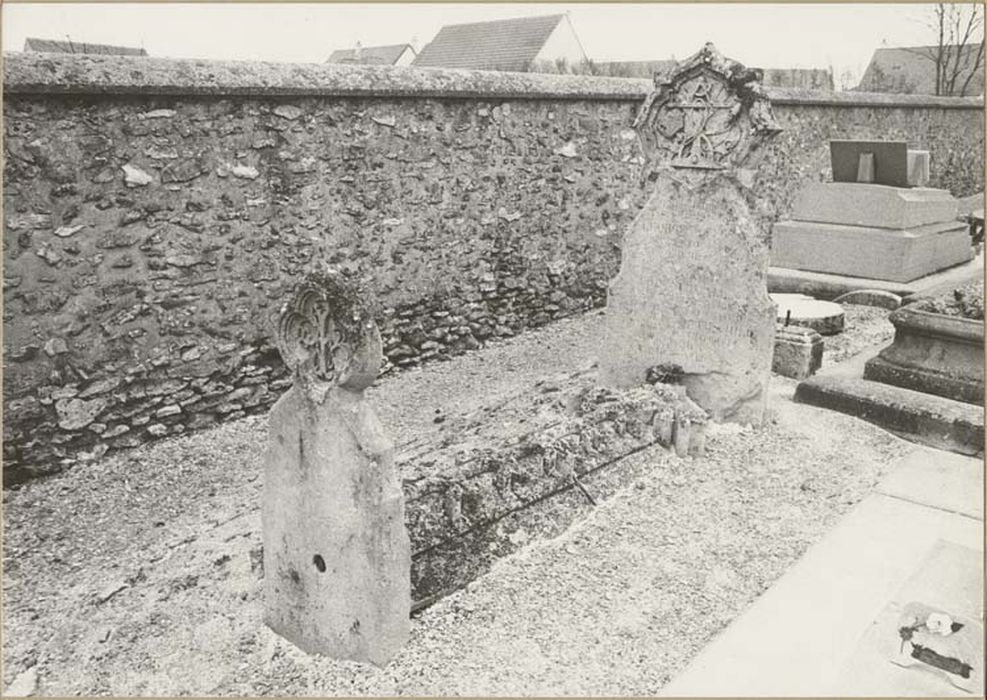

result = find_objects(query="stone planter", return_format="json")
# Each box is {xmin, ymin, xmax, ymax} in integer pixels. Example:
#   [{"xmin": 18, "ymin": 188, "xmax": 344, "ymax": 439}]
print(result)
[{"xmin": 864, "ymin": 304, "xmax": 984, "ymax": 404}]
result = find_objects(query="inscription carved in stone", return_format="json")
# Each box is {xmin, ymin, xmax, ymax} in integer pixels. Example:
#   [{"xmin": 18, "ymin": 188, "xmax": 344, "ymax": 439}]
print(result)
[{"xmin": 601, "ymin": 44, "xmax": 781, "ymax": 425}]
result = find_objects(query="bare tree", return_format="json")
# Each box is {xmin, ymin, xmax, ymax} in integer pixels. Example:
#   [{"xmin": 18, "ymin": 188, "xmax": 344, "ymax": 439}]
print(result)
[{"xmin": 905, "ymin": 3, "xmax": 984, "ymax": 96}]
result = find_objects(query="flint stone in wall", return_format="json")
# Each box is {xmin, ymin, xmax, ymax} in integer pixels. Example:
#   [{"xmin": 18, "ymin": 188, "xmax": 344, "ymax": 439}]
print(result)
[
  {"xmin": 161, "ymin": 158, "xmax": 206, "ymax": 183},
  {"xmin": 55, "ymin": 396, "xmax": 108, "ymax": 430},
  {"xmin": 122, "ymin": 164, "xmax": 153, "ymax": 187}
]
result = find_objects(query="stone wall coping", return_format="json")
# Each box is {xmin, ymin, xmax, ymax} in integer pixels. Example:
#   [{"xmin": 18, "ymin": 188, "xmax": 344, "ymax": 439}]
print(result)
[{"xmin": 3, "ymin": 52, "xmax": 984, "ymax": 110}]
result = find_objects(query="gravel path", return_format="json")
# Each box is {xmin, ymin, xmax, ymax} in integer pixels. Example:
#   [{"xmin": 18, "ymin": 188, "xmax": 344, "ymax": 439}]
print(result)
[{"xmin": 2, "ymin": 305, "xmax": 904, "ymax": 696}]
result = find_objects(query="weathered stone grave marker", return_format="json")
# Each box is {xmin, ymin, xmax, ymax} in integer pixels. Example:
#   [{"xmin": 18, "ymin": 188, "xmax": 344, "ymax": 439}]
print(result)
[
  {"xmin": 263, "ymin": 270, "xmax": 410, "ymax": 666},
  {"xmin": 600, "ymin": 43, "xmax": 782, "ymax": 425}
]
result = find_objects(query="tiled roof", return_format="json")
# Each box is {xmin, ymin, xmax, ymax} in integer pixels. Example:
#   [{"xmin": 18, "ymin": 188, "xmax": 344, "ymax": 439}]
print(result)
[
  {"xmin": 24, "ymin": 37, "xmax": 147, "ymax": 56},
  {"xmin": 858, "ymin": 44, "xmax": 984, "ymax": 96},
  {"xmin": 412, "ymin": 14, "xmax": 566, "ymax": 71},
  {"xmin": 327, "ymin": 44, "xmax": 414, "ymax": 65}
]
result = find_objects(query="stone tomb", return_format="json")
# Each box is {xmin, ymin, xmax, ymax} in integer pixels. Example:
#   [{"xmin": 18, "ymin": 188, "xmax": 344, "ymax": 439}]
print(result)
[
  {"xmin": 601, "ymin": 43, "xmax": 782, "ymax": 425},
  {"xmin": 772, "ymin": 142, "xmax": 972, "ymax": 283},
  {"xmin": 263, "ymin": 271, "xmax": 410, "ymax": 666}
]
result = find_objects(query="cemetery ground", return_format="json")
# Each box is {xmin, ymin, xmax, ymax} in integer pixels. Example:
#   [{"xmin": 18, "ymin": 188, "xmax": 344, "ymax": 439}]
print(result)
[{"xmin": 0, "ymin": 304, "xmax": 913, "ymax": 696}]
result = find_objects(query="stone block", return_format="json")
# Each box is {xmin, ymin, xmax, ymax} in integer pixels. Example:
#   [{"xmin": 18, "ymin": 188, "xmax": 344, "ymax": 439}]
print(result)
[
  {"xmin": 791, "ymin": 183, "xmax": 959, "ymax": 230},
  {"xmin": 771, "ymin": 219, "xmax": 972, "ymax": 283},
  {"xmin": 863, "ymin": 305, "xmax": 983, "ymax": 404},
  {"xmin": 772, "ymin": 325, "xmax": 823, "ymax": 379}
]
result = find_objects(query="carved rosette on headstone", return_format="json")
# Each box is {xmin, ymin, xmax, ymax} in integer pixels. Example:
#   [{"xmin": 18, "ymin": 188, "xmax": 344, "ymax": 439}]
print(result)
[
  {"xmin": 262, "ymin": 270, "xmax": 410, "ymax": 666},
  {"xmin": 600, "ymin": 43, "xmax": 782, "ymax": 425}
]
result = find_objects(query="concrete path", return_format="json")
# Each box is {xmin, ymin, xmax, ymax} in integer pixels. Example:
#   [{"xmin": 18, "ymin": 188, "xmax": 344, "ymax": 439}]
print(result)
[{"xmin": 661, "ymin": 446, "xmax": 984, "ymax": 697}]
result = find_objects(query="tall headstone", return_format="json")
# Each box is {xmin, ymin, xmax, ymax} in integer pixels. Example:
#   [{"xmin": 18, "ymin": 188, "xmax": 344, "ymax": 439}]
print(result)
[
  {"xmin": 263, "ymin": 270, "xmax": 410, "ymax": 666},
  {"xmin": 600, "ymin": 43, "xmax": 782, "ymax": 425}
]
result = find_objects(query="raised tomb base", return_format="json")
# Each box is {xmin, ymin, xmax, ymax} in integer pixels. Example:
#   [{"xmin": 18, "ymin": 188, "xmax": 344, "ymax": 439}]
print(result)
[
  {"xmin": 772, "ymin": 183, "xmax": 973, "ymax": 283},
  {"xmin": 772, "ymin": 220, "xmax": 972, "ymax": 283}
]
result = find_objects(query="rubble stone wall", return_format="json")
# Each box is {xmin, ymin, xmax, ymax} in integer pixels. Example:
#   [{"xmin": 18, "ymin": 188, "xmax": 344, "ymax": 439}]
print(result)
[{"xmin": 3, "ymin": 54, "xmax": 983, "ymax": 482}]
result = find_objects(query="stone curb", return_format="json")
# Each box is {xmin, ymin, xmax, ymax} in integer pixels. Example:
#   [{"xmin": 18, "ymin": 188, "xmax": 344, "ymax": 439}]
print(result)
[{"xmin": 793, "ymin": 375, "xmax": 984, "ymax": 455}]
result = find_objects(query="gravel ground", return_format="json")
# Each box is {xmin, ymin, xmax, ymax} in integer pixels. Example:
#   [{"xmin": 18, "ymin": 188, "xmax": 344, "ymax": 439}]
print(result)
[
  {"xmin": 910, "ymin": 279, "xmax": 985, "ymax": 320},
  {"xmin": 819, "ymin": 303, "xmax": 895, "ymax": 365},
  {"xmin": 2, "ymin": 304, "xmax": 905, "ymax": 696}
]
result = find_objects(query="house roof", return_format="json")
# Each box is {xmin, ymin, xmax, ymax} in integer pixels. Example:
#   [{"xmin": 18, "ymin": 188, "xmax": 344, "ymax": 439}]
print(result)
[
  {"xmin": 24, "ymin": 37, "xmax": 147, "ymax": 56},
  {"xmin": 412, "ymin": 14, "xmax": 567, "ymax": 71},
  {"xmin": 326, "ymin": 44, "xmax": 414, "ymax": 65},
  {"xmin": 858, "ymin": 44, "xmax": 985, "ymax": 95}
]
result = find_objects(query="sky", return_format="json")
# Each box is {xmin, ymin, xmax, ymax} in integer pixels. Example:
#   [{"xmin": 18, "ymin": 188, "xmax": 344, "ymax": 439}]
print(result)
[{"xmin": 0, "ymin": 3, "xmax": 966, "ymax": 86}]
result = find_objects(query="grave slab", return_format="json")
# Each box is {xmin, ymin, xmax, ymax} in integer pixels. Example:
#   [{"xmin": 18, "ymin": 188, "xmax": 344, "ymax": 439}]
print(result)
[
  {"xmin": 792, "ymin": 182, "xmax": 959, "ymax": 230},
  {"xmin": 826, "ymin": 540, "xmax": 983, "ymax": 696},
  {"xmin": 660, "ymin": 457, "xmax": 983, "ymax": 697}
]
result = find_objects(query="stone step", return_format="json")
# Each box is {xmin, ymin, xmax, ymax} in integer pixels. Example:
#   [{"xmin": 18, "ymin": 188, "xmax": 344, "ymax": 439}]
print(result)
[{"xmin": 794, "ymin": 374, "xmax": 984, "ymax": 456}]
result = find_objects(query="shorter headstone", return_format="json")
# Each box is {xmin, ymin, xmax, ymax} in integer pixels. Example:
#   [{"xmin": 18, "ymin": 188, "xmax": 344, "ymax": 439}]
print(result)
[
  {"xmin": 263, "ymin": 270, "xmax": 410, "ymax": 666},
  {"xmin": 772, "ymin": 325, "xmax": 824, "ymax": 379},
  {"xmin": 831, "ymin": 140, "xmax": 909, "ymax": 187},
  {"xmin": 907, "ymin": 150, "xmax": 930, "ymax": 188},
  {"xmin": 772, "ymin": 293, "xmax": 845, "ymax": 335}
]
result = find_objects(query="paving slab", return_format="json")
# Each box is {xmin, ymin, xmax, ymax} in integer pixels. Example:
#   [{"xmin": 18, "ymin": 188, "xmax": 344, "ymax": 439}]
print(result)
[
  {"xmin": 876, "ymin": 447, "xmax": 984, "ymax": 519},
  {"xmin": 660, "ymin": 447, "xmax": 984, "ymax": 698}
]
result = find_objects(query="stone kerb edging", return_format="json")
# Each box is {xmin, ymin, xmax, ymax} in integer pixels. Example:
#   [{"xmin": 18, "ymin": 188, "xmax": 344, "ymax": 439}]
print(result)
[{"xmin": 3, "ymin": 52, "xmax": 984, "ymax": 110}]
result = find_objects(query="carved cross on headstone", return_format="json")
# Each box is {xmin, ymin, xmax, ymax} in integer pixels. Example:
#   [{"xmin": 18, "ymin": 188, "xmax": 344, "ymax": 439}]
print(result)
[
  {"xmin": 601, "ymin": 44, "xmax": 782, "ymax": 425},
  {"xmin": 634, "ymin": 42, "xmax": 782, "ymax": 179},
  {"xmin": 263, "ymin": 270, "xmax": 410, "ymax": 666}
]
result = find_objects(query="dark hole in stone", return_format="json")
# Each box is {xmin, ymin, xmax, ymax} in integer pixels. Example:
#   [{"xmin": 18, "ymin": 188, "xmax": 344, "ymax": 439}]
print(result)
[{"xmin": 313, "ymin": 554, "xmax": 326, "ymax": 573}]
